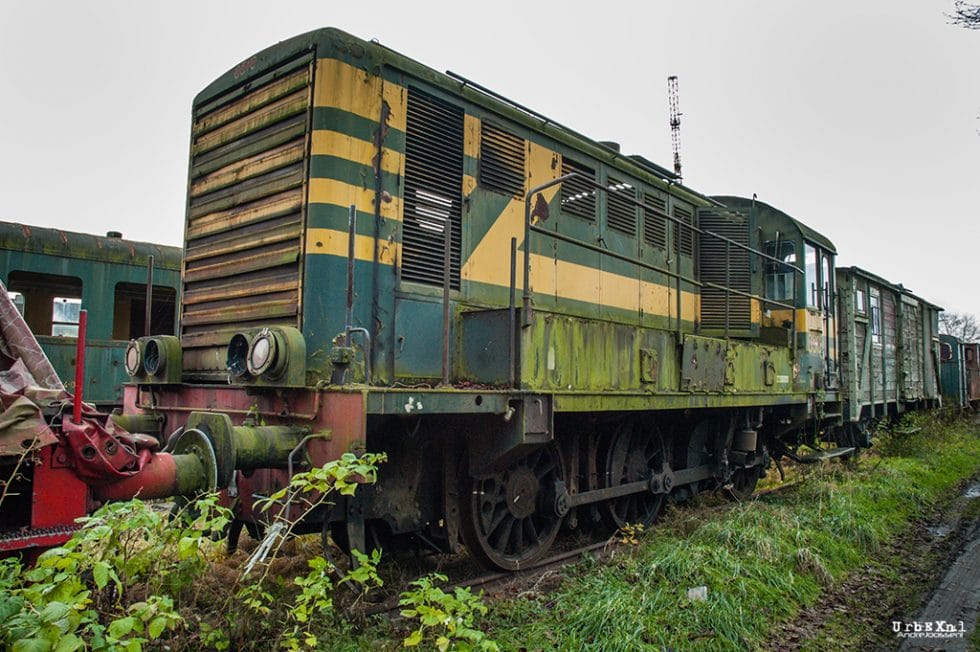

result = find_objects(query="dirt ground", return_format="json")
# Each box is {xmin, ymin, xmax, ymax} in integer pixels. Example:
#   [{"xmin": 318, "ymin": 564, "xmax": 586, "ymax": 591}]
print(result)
[{"xmin": 770, "ymin": 476, "xmax": 980, "ymax": 651}]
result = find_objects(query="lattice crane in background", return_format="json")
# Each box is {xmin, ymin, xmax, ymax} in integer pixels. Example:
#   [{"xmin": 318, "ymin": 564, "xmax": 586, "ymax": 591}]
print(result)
[{"xmin": 668, "ymin": 75, "xmax": 682, "ymax": 182}]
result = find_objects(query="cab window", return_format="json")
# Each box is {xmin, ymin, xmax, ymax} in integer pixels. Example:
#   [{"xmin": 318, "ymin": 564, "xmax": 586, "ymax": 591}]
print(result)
[
  {"xmin": 764, "ymin": 240, "xmax": 796, "ymax": 302},
  {"xmin": 805, "ymin": 244, "xmax": 818, "ymax": 308},
  {"xmin": 821, "ymin": 253, "xmax": 833, "ymax": 315}
]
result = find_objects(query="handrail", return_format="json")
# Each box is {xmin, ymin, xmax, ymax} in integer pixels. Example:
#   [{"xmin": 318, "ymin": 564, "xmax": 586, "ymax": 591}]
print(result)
[{"xmin": 520, "ymin": 173, "xmax": 804, "ymax": 333}]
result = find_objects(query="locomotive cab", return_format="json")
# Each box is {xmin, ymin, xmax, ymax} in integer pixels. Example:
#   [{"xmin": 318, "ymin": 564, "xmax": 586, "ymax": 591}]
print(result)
[{"xmin": 712, "ymin": 196, "xmax": 837, "ymax": 394}]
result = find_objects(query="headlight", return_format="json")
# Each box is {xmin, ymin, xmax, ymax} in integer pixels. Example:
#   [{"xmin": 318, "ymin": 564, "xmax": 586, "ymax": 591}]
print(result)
[
  {"xmin": 124, "ymin": 340, "xmax": 142, "ymax": 376},
  {"xmin": 226, "ymin": 333, "xmax": 251, "ymax": 379},
  {"xmin": 226, "ymin": 327, "xmax": 305, "ymax": 386},
  {"xmin": 247, "ymin": 329, "xmax": 285, "ymax": 378},
  {"xmin": 144, "ymin": 339, "xmax": 163, "ymax": 376},
  {"xmin": 140, "ymin": 336, "xmax": 182, "ymax": 381}
]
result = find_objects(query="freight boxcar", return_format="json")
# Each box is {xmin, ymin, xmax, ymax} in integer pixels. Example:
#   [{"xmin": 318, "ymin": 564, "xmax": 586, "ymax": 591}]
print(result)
[
  {"xmin": 940, "ymin": 334, "xmax": 968, "ymax": 408},
  {"xmin": 0, "ymin": 221, "xmax": 181, "ymax": 406},
  {"xmin": 834, "ymin": 267, "xmax": 941, "ymax": 443},
  {"xmin": 962, "ymin": 341, "xmax": 980, "ymax": 409}
]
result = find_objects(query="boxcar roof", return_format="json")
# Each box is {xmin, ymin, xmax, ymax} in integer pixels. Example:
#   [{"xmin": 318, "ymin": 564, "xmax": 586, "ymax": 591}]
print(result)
[
  {"xmin": 195, "ymin": 26, "xmax": 721, "ymax": 210},
  {"xmin": 837, "ymin": 265, "xmax": 943, "ymax": 311},
  {"xmin": 0, "ymin": 220, "xmax": 182, "ymax": 270}
]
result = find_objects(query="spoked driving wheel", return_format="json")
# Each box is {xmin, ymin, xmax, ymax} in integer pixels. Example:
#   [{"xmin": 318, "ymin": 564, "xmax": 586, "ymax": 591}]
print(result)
[
  {"xmin": 601, "ymin": 422, "xmax": 667, "ymax": 529},
  {"xmin": 459, "ymin": 444, "xmax": 564, "ymax": 571}
]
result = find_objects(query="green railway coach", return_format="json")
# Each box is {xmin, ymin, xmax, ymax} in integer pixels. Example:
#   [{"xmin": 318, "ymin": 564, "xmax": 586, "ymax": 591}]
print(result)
[{"xmin": 1, "ymin": 221, "xmax": 181, "ymax": 407}]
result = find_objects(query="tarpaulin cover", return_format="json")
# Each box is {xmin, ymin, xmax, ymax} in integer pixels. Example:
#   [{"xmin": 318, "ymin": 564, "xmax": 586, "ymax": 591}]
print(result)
[{"xmin": 0, "ymin": 280, "xmax": 68, "ymax": 455}]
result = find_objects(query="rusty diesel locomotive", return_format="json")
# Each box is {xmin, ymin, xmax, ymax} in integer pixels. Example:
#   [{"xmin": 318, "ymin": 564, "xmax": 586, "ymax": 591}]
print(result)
[{"xmin": 1, "ymin": 28, "xmax": 948, "ymax": 570}]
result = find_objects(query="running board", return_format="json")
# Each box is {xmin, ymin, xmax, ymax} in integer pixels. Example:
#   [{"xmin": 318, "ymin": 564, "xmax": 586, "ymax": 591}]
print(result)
[{"xmin": 787, "ymin": 447, "xmax": 855, "ymax": 464}]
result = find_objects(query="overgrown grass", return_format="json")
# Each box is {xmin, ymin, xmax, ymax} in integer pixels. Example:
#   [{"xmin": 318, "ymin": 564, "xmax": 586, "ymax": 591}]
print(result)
[
  {"xmin": 6, "ymin": 414, "xmax": 976, "ymax": 650},
  {"xmin": 482, "ymin": 413, "xmax": 980, "ymax": 651}
]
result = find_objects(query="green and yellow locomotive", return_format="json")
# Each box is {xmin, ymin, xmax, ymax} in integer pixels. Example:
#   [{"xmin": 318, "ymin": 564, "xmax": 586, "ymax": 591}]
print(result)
[{"xmin": 116, "ymin": 28, "xmax": 941, "ymax": 570}]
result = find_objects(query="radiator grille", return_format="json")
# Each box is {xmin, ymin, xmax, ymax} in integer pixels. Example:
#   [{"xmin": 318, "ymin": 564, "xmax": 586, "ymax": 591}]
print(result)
[
  {"xmin": 560, "ymin": 158, "xmax": 596, "ymax": 221},
  {"xmin": 479, "ymin": 123, "xmax": 525, "ymax": 198},
  {"xmin": 606, "ymin": 178, "xmax": 636, "ymax": 236},
  {"xmin": 643, "ymin": 193, "xmax": 667, "ymax": 250},
  {"xmin": 402, "ymin": 89, "xmax": 464, "ymax": 288},
  {"xmin": 699, "ymin": 210, "xmax": 751, "ymax": 331},
  {"xmin": 182, "ymin": 55, "xmax": 313, "ymax": 374}
]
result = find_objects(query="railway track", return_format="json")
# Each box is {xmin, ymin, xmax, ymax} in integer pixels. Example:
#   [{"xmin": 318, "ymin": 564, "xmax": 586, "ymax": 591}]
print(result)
[{"xmin": 356, "ymin": 479, "xmax": 803, "ymax": 619}]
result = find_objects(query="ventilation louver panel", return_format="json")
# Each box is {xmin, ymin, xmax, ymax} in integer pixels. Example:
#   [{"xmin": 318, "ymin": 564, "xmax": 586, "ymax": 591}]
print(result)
[
  {"xmin": 480, "ymin": 124, "xmax": 525, "ymax": 198},
  {"xmin": 402, "ymin": 89, "xmax": 464, "ymax": 289},
  {"xmin": 643, "ymin": 193, "xmax": 667, "ymax": 250},
  {"xmin": 182, "ymin": 54, "xmax": 313, "ymax": 375},
  {"xmin": 673, "ymin": 205, "xmax": 695, "ymax": 258},
  {"xmin": 560, "ymin": 158, "xmax": 596, "ymax": 221},
  {"xmin": 699, "ymin": 210, "xmax": 752, "ymax": 332},
  {"xmin": 606, "ymin": 178, "xmax": 636, "ymax": 235}
]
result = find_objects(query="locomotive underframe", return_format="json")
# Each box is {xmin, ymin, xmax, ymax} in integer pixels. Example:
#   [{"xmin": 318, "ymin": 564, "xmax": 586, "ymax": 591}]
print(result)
[{"xmin": 122, "ymin": 382, "xmax": 826, "ymax": 568}]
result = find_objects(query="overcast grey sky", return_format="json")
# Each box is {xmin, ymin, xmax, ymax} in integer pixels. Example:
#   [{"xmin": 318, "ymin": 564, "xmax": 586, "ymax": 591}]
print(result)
[{"xmin": 1, "ymin": 1, "xmax": 977, "ymax": 314}]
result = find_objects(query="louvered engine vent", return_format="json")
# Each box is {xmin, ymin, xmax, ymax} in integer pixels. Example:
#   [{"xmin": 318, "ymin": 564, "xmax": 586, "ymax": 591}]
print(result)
[
  {"xmin": 699, "ymin": 210, "xmax": 752, "ymax": 332},
  {"xmin": 401, "ymin": 89, "xmax": 464, "ymax": 289},
  {"xmin": 182, "ymin": 54, "xmax": 313, "ymax": 376}
]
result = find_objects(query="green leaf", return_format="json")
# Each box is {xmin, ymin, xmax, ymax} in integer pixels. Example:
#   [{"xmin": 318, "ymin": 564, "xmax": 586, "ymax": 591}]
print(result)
[
  {"xmin": 436, "ymin": 636, "xmax": 450, "ymax": 652},
  {"xmin": 93, "ymin": 562, "xmax": 110, "ymax": 590},
  {"xmin": 38, "ymin": 601, "xmax": 70, "ymax": 625},
  {"xmin": 52, "ymin": 634, "xmax": 83, "ymax": 652},
  {"xmin": 109, "ymin": 615, "xmax": 136, "ymax": 638},
  {"xmin": 12, "ymin": 639, "xmax": 51, "ymax": 652},
  {"xmin": 0, "ymin": 595, "xmax": 25, "ymax": 624},
  {"xmin": 177, "ymin": 537, "xmax": 196, "ymax": 560},
  {"xmin": 403, "ymin": 630, "xmax": 422, "ymax": 647},
  {"xmin": 147, "ymin": 616, "xmax": 168, "ymax": 639}
]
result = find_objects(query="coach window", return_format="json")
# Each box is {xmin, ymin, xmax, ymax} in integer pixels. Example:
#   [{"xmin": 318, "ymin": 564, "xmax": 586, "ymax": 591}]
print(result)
[
  {"xmin": 112, "ymin": 283, "xmax": 177, "ymax": 340},
  {"xmin": 870, "ymin": 289, "xmax": 882, "ymax": 344},
  {"xmin": 7, "ymin": 291, "xmax": 25, "ymax": 315},
  {"xmin": 764, "ymin": 240, "xmax": 796, "ymax": 302},
  {"xmin": 855, "ymin": 287, "xmax": 866, "ymax": 314},
  {"xmin": 7, "ymin": 271, "xmax": 82, "ymax": 337},
  {"xmin": 941, "ymin": 342, "xmax": 953, "ymax": 362},
  {"xmin": 805, "ymin": 243, "xmax": 818, "ymax": 309},
  {"xmin": 51, "ymin": 297, "xmax": 82, "ymax": 337}
]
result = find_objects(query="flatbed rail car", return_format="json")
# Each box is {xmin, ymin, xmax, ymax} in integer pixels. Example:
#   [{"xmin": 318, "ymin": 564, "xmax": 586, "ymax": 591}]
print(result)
[
  {"xmin": 106, "ymin": 27, "xmax": 943, "ymax": 570},
  {"xmin": 0, "ymin": 221, "xmax": 181, "ymax": 407}
]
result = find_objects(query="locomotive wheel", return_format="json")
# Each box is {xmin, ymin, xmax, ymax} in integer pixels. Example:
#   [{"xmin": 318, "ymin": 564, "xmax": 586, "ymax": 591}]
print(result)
[
  {"xmin": 601, "ymin": 423, "xmax": 666, "ymax": 529},
  {"xmin": 459, "ymin": 444, "xmax": 564, "ymax": 571},
  {"xmin": 672, "ymin": 419, "xmax": 717, "ymax": 501}
]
